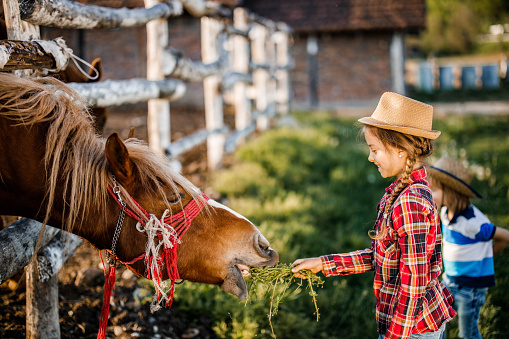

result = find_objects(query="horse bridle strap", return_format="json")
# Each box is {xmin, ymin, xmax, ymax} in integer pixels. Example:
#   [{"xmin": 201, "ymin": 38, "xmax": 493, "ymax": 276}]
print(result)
[{"xmin": 98, "ymin": 176, "xmax": 209, "ymax": 339}]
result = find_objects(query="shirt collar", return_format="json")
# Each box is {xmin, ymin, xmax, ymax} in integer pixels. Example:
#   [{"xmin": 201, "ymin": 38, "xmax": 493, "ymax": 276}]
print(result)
[{"xmin": 385, "ymin": 167, "xmax": 427, "ymax": 194}]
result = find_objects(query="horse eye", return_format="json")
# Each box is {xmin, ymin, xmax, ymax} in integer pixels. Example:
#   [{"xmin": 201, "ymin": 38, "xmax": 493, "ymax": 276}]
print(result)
[{"xmin": 168, "ymin": 192, "xmax": 185, "ymax": 204}]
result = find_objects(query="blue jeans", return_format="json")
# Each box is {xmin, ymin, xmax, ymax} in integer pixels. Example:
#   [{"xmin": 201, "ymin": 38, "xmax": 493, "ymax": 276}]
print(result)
[
  {"xmin": 377, "ymin": 324, "xmax": 445, "ymax": 339},
  {"xmin": 443, "ymin": 278, "xmax": 488, "ymax": 339}
]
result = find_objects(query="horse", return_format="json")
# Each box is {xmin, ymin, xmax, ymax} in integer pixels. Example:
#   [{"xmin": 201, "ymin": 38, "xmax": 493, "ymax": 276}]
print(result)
[{"xmin": 0, "ymin": 73, "xmax": 278, "ymax": 309}]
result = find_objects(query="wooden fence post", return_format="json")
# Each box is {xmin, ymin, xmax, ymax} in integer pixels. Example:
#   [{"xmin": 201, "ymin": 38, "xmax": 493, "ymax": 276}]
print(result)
[
  {"xmin": 274, "ymin": 30, "xmax": 290, "ymax": 115},
  {"xmin": 265, "ymin": 27, "xmax": 277, "ymax": 124},
  {"xmin": 145, "ymin": 0, "xmax": 171, "ymax": 155},
  {"xmin": 201, "ymin": 16, "xmax": 225, "ymax": 170},
  {"xmin": 3, "ymin": 0, "xmax": 40, "ymax": 79},
  {"xmin": 251, "ymin": 23, "xmax": 270, "ymax": 130},
  {"xmin": 233, "ymin": 8, "xmax": 251, "ymax": 132},
  {"xmin": 26, "ymin": 270, "xmax": 60, "ymax": 339}
]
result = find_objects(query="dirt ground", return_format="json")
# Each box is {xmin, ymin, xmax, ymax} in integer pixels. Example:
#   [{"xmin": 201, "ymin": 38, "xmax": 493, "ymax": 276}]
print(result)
[{"xmin": 0, "ymin": 104, "xmax": 236, "ymax": 339}]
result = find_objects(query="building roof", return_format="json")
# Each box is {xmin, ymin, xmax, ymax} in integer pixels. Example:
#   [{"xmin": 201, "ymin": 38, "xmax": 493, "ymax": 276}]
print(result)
[{"xmin": 241, "ymin": 0, "xmax": 426, "ymax": 33}]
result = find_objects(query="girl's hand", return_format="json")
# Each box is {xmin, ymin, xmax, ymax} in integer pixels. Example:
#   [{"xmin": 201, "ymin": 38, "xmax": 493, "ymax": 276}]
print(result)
[{"xmin": 291, "ymin": 257, "xmax": 323, "ymax": 279}]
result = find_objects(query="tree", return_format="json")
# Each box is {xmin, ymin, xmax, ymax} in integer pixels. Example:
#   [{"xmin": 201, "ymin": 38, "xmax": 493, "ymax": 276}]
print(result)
[{"xmin": 419, "ymin": 0, "xmax": 480, "ymax": 56}]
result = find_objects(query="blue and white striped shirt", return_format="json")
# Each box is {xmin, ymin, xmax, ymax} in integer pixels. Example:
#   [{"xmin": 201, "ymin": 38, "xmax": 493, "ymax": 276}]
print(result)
[{"xmin": 441, "ymin": 204, "xmax": 496, "ymax": 288}]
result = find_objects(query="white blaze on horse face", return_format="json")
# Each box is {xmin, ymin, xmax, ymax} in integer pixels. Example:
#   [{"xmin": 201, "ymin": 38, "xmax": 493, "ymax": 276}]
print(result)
[
  {"xmin": 207, "ymin": 199, "xmax": 263, "ymax": 233},
  {"xmin": 208, "ymin": 199, "xmax": 251, "ymax": 223}
]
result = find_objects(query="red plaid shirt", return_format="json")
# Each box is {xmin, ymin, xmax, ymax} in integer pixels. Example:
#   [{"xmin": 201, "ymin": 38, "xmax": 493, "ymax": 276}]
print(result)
[{"xmin": 321, "ymin": 168, "xmax": 455, "ymax": 338}]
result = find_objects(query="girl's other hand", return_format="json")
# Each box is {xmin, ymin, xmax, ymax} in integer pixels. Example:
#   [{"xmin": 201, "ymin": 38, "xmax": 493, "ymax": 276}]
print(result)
[{"xmin": 291, "ymin": 257, "xmax": 323, "ymax": 279}]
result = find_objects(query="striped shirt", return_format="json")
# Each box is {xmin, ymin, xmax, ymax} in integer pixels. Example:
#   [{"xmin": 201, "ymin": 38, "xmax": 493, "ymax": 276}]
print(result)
[
  {"xmin": 441, "ymin": 204, "xmax": 496, "ymax": 288},
  {"xmin": 321, "ymin": 168, "xmax": 455, "ymax": 339}
]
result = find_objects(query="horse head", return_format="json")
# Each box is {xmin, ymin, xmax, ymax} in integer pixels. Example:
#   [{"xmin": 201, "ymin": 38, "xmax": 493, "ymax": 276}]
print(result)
[{"xmin": 103, "ymin": 132, "xmax": 278, "ymax": 301}]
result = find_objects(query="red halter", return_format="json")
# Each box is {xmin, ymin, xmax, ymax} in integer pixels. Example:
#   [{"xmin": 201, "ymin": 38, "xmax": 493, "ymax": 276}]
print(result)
[{"xmin": 97, "ymin": 178, "xmax": 209, "ymax": 339}]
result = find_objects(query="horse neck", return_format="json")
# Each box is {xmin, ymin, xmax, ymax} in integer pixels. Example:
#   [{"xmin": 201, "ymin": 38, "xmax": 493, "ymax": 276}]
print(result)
[
  {"xmin": 0, "ymin": 119, "xmax": 48, "ymax": 218},
  {"xmin": 0, "ymin": 118, "xmax": 112, "ymax": 243}
]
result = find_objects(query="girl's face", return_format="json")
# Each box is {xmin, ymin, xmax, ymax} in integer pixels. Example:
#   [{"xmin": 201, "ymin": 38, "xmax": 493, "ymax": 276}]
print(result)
[{"xmin": 364, "ymin": 128, "xmax": 407, "ymax": 179}]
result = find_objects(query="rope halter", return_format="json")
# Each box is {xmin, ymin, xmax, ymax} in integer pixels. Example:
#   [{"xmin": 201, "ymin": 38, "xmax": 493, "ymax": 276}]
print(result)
[{"xmin": 98, "ymin": 176, "xmax": 209, "ymax": 339}]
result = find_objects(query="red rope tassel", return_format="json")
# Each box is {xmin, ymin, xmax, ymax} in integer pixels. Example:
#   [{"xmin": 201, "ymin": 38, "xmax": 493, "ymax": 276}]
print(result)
[
  {"xmin": 163, "ymin": 242, "xmax": 179, "ymax": 307},
  {"xmin": 97, "ymin": 264, "xmax": 117, "ymax": 339}
]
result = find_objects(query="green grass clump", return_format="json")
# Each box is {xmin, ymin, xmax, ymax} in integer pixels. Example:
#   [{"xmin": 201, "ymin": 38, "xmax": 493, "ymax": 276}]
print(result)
[{"xmin": 247, "ymin": 263, "xmax": 324, "ymax": 337}]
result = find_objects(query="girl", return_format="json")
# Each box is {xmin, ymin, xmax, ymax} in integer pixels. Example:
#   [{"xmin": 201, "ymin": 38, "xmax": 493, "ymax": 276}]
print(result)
[{"xmin": 292, "ymin": 92, "xmax": 456, "ymax": 339}]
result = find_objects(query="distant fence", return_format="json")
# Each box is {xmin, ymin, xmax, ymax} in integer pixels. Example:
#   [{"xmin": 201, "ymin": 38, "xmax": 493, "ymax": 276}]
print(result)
[
  {"xmin": 407, "ymin": 58, "xmax": 507, "ymax": 92},
  {"xmin": 0, "ymin": 0, "xmax": 291, "ymax": 337}
]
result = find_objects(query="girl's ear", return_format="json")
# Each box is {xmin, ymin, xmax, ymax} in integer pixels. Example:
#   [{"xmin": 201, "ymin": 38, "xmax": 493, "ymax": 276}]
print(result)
[{"xmin": 105, "ymin": 132, "xmax": 134, "ymax": 185}]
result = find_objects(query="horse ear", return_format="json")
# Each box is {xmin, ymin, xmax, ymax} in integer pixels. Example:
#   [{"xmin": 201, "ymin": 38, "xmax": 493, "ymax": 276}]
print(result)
[
  {"xmin": 89, "ymin": 58, "xmax": 102, "ymax": 82},
  {"xmin": 127, "ymin": 127, "xmax": 135, "ymax": 139},
  {"xmin": 105, "ymin": 133, "xmax": 134, "ymax": 184}
]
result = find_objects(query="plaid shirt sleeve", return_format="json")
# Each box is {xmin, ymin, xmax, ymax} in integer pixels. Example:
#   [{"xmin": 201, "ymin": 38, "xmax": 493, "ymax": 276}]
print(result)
[
  {"xmin": 384, "ymin": 192, "xmax": 433, "ymax": 339},
  {"xmin": 321, "ymin": 247, "xmax": 374, "ymax": 277}
]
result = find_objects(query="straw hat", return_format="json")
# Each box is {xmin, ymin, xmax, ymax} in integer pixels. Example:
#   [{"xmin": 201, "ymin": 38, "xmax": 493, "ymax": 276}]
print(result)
[
  {"xmin": 428, "ymin": 157, "xmax": 482, "ymax": 198},
  {"xmin": 359, "ymin": 92, "xmax": 441, "ymax": 139}
]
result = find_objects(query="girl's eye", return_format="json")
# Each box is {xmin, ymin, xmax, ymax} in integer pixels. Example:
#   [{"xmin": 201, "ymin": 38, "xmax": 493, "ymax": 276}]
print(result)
[{"xmin": 168, "ymin": 192, "xmax": 185, "ymax": 204}]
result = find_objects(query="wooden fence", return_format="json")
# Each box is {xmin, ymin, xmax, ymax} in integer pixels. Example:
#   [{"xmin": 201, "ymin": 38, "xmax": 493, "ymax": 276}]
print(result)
[{"xmin": 0, "ymin": 0, "xmax": 291, "ymax": 337}]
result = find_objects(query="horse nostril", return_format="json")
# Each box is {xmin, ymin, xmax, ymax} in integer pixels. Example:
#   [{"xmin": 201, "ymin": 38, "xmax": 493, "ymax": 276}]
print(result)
[{"xmin": 256, "ymin": 234, "xmax": 271, "ymax": 253}]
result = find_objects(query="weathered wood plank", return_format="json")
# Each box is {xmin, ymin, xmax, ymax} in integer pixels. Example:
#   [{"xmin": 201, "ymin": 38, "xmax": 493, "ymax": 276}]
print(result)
[
  {"xmin": 19, "ymin": 0, "xmax": 183, "ymax": 30},
  {"xmin": 37, "ymin": 231, "xmax": 83, "ymax": 283},
  {"xmin": 0, "ymin": 40, "xmax": 56, "ymax": 70},
  {"xmin": 67, "ymin": 78, "xmax": 186, "ymax": 107},
  {"xmin": 162, "ymin": 46, "xmax": 225, "ymax": 81},
  {"xmin": 0, "ymin": 218, "xmax": 59, "ymax": 284}
]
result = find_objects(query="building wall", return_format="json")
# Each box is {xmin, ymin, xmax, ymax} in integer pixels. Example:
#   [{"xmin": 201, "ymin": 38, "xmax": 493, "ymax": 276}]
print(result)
[
  {"xmin": 42, "ymin": 20, "xmax": 394, "ymax": 112},
  {"xmin": 291, "ymin": 31, "xmax": 393, "ymax": 110}
]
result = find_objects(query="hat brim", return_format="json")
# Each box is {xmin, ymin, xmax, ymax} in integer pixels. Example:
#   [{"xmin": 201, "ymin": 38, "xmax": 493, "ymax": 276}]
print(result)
[
  {"xmin": 359, "ymin": 116, "xmax": 441, "ymax": 140},
  {"xmin": 428, "ymin": 166, "xmax": 482, "ymax": 198}
]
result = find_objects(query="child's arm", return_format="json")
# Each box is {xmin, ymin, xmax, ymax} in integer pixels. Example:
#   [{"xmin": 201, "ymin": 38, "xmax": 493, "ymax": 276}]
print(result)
[
  {"xmin": 493, "ymin": 227, "xmax": 509, "ymax": 255},
  {"xmin": 292, "ymin": 248, "xmax": 375, "ymax": 278}
]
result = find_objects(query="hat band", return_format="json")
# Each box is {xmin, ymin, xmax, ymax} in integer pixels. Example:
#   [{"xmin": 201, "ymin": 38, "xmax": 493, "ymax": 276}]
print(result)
[{"xmin": 430, "ymin": 166, "xmax": 482, "ymax": 198}]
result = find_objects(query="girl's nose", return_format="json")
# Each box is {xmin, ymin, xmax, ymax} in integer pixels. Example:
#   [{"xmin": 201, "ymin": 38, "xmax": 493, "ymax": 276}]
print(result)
[{"xmin": 368, "ymin": 153, "xmax": 374, "ymax": 162}]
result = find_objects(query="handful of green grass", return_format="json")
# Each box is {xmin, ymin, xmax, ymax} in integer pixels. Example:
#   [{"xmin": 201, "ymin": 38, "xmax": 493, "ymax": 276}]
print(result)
[{"xmin": 247, "ymin": 263, "xmax": 324, "ymax": 335}]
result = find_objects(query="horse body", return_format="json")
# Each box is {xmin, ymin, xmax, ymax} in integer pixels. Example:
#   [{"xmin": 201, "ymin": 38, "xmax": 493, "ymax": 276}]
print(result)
[{"xmin": 0, "ymin": 73, "xmax": 278, "ymax": 300}]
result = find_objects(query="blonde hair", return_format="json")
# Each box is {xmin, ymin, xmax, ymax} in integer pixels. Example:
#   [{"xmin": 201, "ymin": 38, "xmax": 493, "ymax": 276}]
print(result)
[
  {"xmin": 427, "ymin": 174, "xmax": 469, "ymax": 215},
  {"xmin": 362, "ymin": 125, "xmax": 434, "ymax": 240}
]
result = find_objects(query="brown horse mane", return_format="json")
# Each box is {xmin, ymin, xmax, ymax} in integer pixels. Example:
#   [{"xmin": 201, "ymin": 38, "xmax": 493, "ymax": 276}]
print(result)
[{"xmin": 0, "ymin": 72, "xmax": 204, "ymax": 234}]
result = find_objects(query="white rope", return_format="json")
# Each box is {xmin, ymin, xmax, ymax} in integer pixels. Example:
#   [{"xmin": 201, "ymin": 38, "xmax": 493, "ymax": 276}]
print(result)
[
  {"xmin": 34, "ymin": 37, "xmax": 99, "ymax": 80},
  {"xmin": 135, "ymin": 209, "xmax": 180, "ymax": 312}
]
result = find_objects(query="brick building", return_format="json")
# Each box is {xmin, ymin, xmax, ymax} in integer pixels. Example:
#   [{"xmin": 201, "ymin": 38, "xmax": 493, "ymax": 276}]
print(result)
[
  {"xmin": 242, "ymin": 0, "xmax": 427, "ymax": 109},
  {"xmin": 34, "ymin": 0, "xmax": 426, "ymax": 111}
]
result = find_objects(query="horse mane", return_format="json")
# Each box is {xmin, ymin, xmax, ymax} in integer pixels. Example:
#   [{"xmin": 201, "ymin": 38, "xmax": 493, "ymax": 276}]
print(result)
[{"xmin": 0, "ymin": 72, "xmax": 204, "ymax": 234}]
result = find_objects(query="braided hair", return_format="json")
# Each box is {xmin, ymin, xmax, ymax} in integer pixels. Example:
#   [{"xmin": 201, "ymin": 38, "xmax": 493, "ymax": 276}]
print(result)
[{"xmin": 363, "ymin": 125, "xmax": 434, "ymax": 240}]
